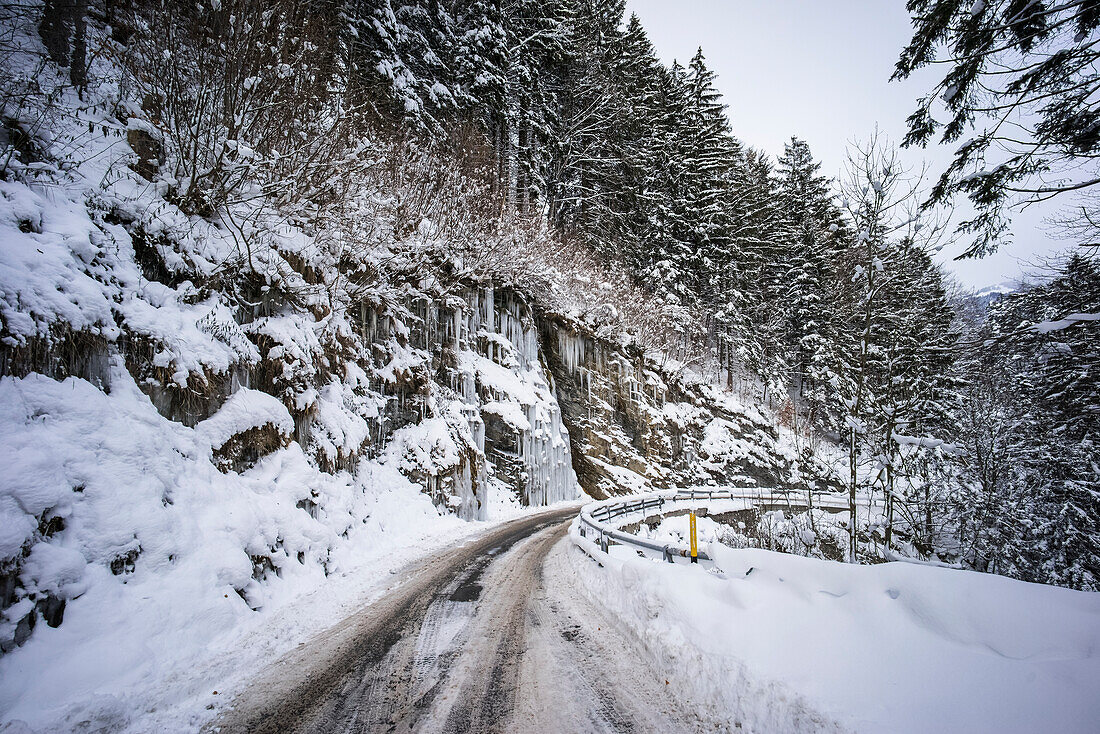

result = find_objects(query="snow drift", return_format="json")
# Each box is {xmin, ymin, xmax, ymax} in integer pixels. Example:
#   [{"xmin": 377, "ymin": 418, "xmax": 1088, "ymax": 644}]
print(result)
[{"xmin": 570, "ymin": 525, "xmax": 1100, "ymax": 733}]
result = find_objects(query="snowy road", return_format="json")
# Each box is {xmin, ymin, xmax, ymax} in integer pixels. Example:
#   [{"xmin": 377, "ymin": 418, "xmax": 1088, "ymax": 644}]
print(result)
[{"xmin": 211, "ymin": 507, "xmax": 714, "ymax": 734}]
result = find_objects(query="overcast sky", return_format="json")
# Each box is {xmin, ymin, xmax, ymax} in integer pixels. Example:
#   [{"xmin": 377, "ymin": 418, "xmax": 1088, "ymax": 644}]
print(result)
[{"xmin": 624, "ymin": 0, "xmax": 1069, "ymax": 290}]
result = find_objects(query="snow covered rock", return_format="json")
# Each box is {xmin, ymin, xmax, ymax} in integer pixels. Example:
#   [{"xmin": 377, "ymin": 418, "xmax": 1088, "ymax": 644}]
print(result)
[
  {"xmin": 195, "ymin": 388, "xmax": 294, "ymax": 472},
  {"xmin": 541, "ymin": 313, "xmax": 803, "ymax": 498}
]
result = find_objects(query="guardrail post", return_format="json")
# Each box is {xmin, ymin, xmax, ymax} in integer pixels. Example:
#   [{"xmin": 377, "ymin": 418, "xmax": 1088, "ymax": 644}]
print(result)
[
  {"xmin": 600, "ymin": 533, "xmax": 608, "ymax": 553},
  {"xmin": 689, "ymin": 511, "xmax": 698, "ymax": 563},
  {"xmin": 662, "ymin": 545, "xmax": 674, "ymax": 564}
]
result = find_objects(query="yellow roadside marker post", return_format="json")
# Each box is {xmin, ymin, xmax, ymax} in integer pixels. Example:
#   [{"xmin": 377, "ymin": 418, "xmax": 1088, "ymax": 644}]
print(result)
[{"xmin": 689, "ymin": 511, "xmax": 698, "ymax": 563}]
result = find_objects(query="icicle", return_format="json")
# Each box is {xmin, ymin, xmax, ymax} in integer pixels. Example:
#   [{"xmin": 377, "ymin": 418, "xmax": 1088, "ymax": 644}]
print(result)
[
  {"xmin": 468, "ymin": 289, "xmax": 479, "ymax": 337},
  {"xmin": 516, "ymin": 389, "xmax": 578, "ymax": 507},
  {"xmin": 484, "ymin": 285, "xmax": 495, "ymax": 334},
  {"xmin": 453, "ymin": 305, "xmax": 462, "ymax": 349}
]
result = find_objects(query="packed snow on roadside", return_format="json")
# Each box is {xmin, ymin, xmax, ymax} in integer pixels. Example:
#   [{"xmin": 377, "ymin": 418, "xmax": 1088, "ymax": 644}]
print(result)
[
  {"xmin": 0, "ymin": 363, "xmax": 530, "ymax": 734},
  {"xmin": 570, "ymin": 523, "xmax": 1100, "ymax": 733}
]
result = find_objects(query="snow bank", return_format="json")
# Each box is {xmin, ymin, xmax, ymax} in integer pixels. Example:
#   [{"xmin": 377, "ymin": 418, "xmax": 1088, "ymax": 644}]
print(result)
[
  {"xmin": 0, "ymin": 179, "xmax": 119, "ymax": 344},
  {"xmin": 0, "ymin": 365, "xmax": 490, "ymax": 733},
  {"xmin": 570, "ymin": 526, "xmax": 1100, "ymax": 733}
]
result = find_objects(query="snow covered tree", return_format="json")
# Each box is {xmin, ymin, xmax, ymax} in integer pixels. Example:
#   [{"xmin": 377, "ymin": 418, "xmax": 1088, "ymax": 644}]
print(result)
[
  {"xmin": 949, "ymin": 303, "xmax": 1032, "ymax": 577},
  {"xmin": 962, "ymin": 255, "xmax": 1100, "ymax": 589},
  {"xmin": 894, "ymin": 0, "xmax": 1100, "ymax": 257},
  {"xmin": 542, "ymin": 0, "xmax": 626, "ymax": 239},
  {"xmin": 641, "ymin": 60, "xmax": 697, "ymax": 312},
  {"xmin": 775, "ymin": 137, "xmax": 850, "ymax": 426},
  {"xmin": 129, "ymin": 0, "xmax": 351, "ymax": 213},
  {"xmin": 725, "ymin": 147, "xmax": 793, "ymax": 395},
  {"xmin": 871, "ymin": 238, "xmax": 960, "ymax": 552},
  {"xmin": 345, "ymin": 0, "xmax": 459, "ymax": 135},
  {"xmin": 498, "ymin": 0, "xmax": 571, "ymax": 212},
  {"xmin": 833, "ymin": 133, "xmax": 951, "ymax": 560},
  {"xmin": 598, "ymin": 13, "xmax": 666, "ymax": 271},
  {"xmin": 452, "ymin": 0, "xmax": 508, "ymax": 145},
  {"xmin": 678, "ymin": 49, "xmax": 742, "ymax": 295}
]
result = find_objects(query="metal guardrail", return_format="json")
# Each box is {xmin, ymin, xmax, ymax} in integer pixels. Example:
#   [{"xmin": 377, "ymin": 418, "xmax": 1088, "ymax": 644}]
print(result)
[{"xmin": 576, "ymin": 487, "xmax": 861, "ymax": 567}]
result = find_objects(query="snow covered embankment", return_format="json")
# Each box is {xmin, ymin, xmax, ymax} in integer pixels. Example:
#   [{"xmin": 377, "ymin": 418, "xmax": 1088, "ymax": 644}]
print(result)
[
  {"xmin": 570, "ymin": 524, "xmax": 1100, "ymax": 733},
  {"xmin": 0, "ymin": 364, "xmax": 504, "ymax": 733},
  {"xmin": 0, "ymin": 16, "xmax": 575, "ymax": 733}
]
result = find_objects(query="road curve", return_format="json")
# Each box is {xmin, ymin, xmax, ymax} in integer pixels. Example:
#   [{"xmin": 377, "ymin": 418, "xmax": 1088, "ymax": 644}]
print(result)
[{"xmin": 211, "ymin": 506, "xmax": 714, "ymax": 733}]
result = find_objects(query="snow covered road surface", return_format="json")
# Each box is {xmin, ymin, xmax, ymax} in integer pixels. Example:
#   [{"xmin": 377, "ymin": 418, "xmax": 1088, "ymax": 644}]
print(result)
[{"xmin": 212, "ymin": 506, "xmax": 714, "ymax": 734}]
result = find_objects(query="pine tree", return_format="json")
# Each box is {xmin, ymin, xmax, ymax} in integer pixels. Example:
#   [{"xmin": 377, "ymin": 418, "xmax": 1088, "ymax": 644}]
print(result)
[
  {"xmin": 833, "ymin": 135, "xmax": 935, "ymax": 560},
  {"xmin": 775, "ymin": 136, "xmax": 849, "ymax": 424},
  {"xmin": 871, "ymin": 238, "xmax": 960, "ymax": 551},
  {"xmin": 602, "ymin": 13, "xmax": 666, "ymax": 271},
  {"xmin": 972, "ymin": 255, "xmax": 1100, "ymax": 589},
  {"xmin": 893, "ymin": 1, "xmax": 1100, "ymax": 256},
  {"xmin": 727, "ymin": 147, "xmax": 792, "ymax": 394},
  {"xmin": 344, "ymin": 0, "xmax": 459, "ymax": 135},
  {"xmin": 543, "ymin": 0, "xmax": 626, "ymax": 240},
  {"xmin": 641, "ymin": 60, "xmax": 696, "ymax": 311},
  {"xmin": 452, "ymin": 0, "xmax": 508, "ymax": 144},
  {"xmin": 499, "ymin": 0, "xmax": 571, "ymax": 212},
  {"xmin": 680, "ymin": 48, "xmax": 740, "ymax": 297}
]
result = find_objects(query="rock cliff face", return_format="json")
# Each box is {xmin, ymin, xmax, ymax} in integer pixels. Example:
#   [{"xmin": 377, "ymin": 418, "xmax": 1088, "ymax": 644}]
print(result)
[
  {"xmin": 351, "ymin": 283, "xmax": 803, "ymax": 510},
  {"xmin": 537, "ymin": 314, "xmax": 801, "ymax": 499},
  {"xmin": 356, "ymin": 284, "xmax": 578, "ymax": 520}
]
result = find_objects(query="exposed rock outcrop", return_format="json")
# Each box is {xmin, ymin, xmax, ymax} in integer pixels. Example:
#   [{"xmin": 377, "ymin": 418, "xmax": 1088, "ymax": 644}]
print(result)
[{"xmin": 538, "ymin": 313, "xmax": 801, "ymax": 499}]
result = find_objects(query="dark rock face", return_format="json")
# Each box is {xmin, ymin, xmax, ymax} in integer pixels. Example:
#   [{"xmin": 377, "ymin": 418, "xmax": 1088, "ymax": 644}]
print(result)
[
  {"xmin": 358, "ymin": 282, "xmax": 804, "ymax": 504},
  {"xmin": 212, "ymin": 424, "xmax": 292, "ymax": 473},
  {"xmin": 537, "ymin": 313, "xmax": 801, "ymax": 499},
  {"xmin": 126, "ymin": 128, "xmax": 162, "ymax": 181},
  {"xmin": 347, "ymin": 281, "xmax": 806, "ymax": 510}
]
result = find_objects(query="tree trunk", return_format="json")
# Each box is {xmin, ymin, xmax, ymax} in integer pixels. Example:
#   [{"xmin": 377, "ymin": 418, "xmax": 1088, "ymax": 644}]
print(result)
[
  {"xmin": 39, "ymin": 0, "xmax": 71, "ymax": 66},
  {"xmin": 849, "ymin": 425, "xmax": 858, "ymax": 562},
  {"xmin": 884, "ymin": 461, "xmax": 894, "ymax": 549},
  {"xmin": 70, "ymin": 0, "xmax": 88, "ymax": 91}
]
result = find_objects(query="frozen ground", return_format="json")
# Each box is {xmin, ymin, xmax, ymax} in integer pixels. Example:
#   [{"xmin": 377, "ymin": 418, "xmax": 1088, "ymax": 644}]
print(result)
[{"xmin": 571, "ymin": 521, "xmax": 1100, "ymax": 733}]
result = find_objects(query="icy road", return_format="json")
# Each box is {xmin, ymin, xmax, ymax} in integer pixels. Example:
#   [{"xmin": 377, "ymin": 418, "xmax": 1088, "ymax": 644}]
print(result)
[{"xmin": 211, "ymin": 507, "xmax": 714, "ymax": 733}]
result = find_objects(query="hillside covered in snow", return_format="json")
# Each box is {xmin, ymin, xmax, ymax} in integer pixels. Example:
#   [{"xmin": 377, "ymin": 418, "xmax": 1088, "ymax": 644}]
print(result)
[
  {"xmin": 1, "ymin": 0, "xmax": 1098, "ymax": 731},
  {"xmin": 0, "ymin": 3, "xmax": 817, "ymax": 727}
]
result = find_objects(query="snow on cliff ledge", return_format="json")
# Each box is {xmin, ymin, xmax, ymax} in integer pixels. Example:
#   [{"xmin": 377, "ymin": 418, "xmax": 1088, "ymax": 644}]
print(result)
[{"xmin": 195, "ymin": 388, "xmax": 294, "ymax": 449}]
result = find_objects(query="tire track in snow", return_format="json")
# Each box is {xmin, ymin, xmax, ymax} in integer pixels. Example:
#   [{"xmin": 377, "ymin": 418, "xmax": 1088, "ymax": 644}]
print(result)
[{"xmin": 212, "ymin": 506, "xmax": 718, "ymax": 734}]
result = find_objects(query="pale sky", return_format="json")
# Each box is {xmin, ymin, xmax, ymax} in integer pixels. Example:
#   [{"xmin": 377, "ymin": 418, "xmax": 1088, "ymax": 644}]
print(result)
[{"xmin": 625, "ymin": 0, "xmax": 1069, "ymax": 290}]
